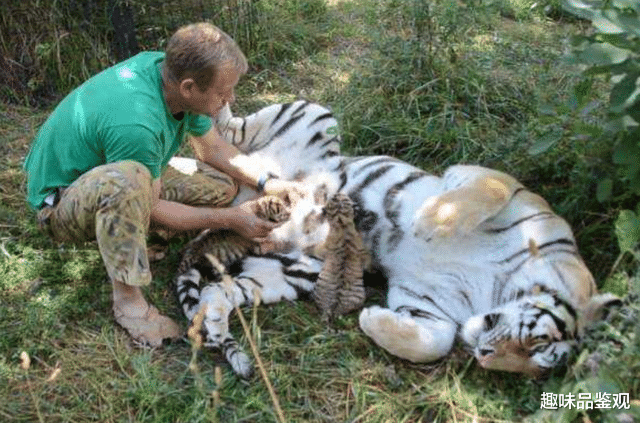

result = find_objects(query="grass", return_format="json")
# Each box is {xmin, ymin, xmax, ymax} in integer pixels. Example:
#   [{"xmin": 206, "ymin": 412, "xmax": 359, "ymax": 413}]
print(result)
[{"xmin": 1, "ymin": 0, "xmax": 639, "ymax": 422}]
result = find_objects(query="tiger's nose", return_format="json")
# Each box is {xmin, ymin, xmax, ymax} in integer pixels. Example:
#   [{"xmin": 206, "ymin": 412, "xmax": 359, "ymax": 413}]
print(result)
[
  {"xmin": 479, "ymin": 348, "xmax": 494, "ymax": 357},
  {"xmin": 476, "ymin": 347, "xmax": 495, "ymax": 369}
]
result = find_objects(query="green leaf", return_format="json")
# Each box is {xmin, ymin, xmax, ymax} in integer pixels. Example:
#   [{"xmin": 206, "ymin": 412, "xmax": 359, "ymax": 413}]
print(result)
[
  {"xmin": 562, "ymin": 0, "xmax": 598, "ymax": 20},
  {"xmin": 573, "ymin": 121, "xmax": 602, "ymax": 137},
  {"xmin": 615, "ymin": 209, "xmax": 640, "ymax": 253},
  {"xmin": 593, "ymin": 15, "xmax": 625, "ymax": 34},
  {"xmin": 583, "ymin": 64, "xmax": 615, "ymax": 76},
  {"xmin": 631, "ymin": 167, "xmax": 640, "ymax": 195},
  {"xmin": 613, "ymin": 136, "xmax": 640, "ymax": 165},
  {"xmin": 611, "ymin": 12, "xmax": 640, "ymax": 38},
  {"xmin": 613, "ymin": 0, "xmax": 640, "ymax": 11},
  {"xmin": 610, "ymin": 71, "xmax": 640, "ymax": 113},
  {"xmin": 596, "ymin": 178, "xmax": 613, "ymax": 202},
  {"xmin": 578, "ymin": 42, "xmax": 631, "ymax": 65},
  {"xmin": 604, "ymin": 116, "xmax": 627, "ymax": 134},
  {"xmin": 528, "ymin": 129, "xmax": 563, "ymax": 155},
  {"xmin": 626, "ymin": 98, "xmax": 640, "ymax": 124},
  {"xmin": 597, "ymin": 32, "xmax": 640, "ymax": 52}
]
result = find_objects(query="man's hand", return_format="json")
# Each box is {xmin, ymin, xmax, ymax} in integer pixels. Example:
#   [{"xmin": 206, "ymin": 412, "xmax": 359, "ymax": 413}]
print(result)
[{"xmin": 228, "ymin": 203, "xmax": 281, "ymax": 241}]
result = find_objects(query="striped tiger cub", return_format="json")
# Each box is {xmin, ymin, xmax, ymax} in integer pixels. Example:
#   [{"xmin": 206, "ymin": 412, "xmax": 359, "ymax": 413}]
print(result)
[
  {"xmin": 175, "ymin": 190, "xmax": 367, "ymax": 378},
  {"xmin": 175, "ymin": 195, "xmax": 291, "ymax": 303},
  {"xmin": 312, "ymin": 192, "xmax": 370, "ymax": 318}
]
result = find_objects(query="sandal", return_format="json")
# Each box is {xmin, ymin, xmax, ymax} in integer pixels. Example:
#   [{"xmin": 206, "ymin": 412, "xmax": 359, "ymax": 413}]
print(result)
[{"xmin": 114, "ymin": 304, "xmax": 182, "ymax": 347}]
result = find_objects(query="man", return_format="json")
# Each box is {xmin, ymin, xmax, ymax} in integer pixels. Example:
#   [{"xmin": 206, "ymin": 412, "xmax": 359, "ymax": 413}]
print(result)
[{"xmin": 24, "ymin": 23, "xmax": 299, "ymax": 347}]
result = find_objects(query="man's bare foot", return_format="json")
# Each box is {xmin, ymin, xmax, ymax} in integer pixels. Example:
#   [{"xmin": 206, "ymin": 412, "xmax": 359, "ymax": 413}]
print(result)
[{"xmin": 112, "ymin": 282, "xmax": 182, "ymax": 347}]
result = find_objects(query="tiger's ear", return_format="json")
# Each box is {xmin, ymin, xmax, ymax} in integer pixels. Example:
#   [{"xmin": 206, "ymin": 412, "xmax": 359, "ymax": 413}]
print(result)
[
  {"xmin": 213, "ymin": 103, "xmax": 233, "ymax": 128},
  {"xmin": 579, "ymin": 293, "xmax": 622, "ymax": 333}
]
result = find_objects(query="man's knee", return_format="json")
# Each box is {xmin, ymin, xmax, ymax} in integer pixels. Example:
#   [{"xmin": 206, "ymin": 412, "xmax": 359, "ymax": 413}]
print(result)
[
  {"xmin": 107, "ymin": 160, "xmax": 153, "ymax": 193},
  {"xmin": 45, "ymin": 160, "xmax": 154, "ymax": 242},
  {"xmin": 162, "ymin": 161, "xmax": 238, "ymax": 207}
]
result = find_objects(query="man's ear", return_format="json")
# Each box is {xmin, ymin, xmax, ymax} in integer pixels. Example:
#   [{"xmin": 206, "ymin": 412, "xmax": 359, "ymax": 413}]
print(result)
[{"xmin": 179, "ymin": 78, "xmax": 197, "ymax": 99}]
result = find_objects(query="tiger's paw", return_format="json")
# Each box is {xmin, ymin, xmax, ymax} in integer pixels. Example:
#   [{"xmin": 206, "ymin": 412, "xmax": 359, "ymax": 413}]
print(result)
[
  {"xmin": 360, "ymin": 306, "xmax": 456, "ymax": 363},
  {"xmin": 414, "ymin": 186, "xmax": 507, "ymax": 240},
  {"xmin": 359, "ymin": 306, "xmax": 431, "ymax": 363},
  {"xmin": 228, "ymin": 350, "xmax": 254, "ymax": 379}
]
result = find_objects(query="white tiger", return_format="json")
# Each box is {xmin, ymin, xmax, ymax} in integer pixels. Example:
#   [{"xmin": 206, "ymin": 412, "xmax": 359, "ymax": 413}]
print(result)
[
  {"xmin": 173, "ymin": 101, "xmax": 619, "ymax": 378},
  {"xmin": 173, "ymin": 101, "xmax": 346, "ymax": 377},
  {"xmin": 342, "ymin": 156, "xmax": 619, "ymax": 377}
]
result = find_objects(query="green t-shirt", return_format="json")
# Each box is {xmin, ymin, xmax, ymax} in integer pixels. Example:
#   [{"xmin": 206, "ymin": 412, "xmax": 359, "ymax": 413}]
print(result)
[{"xmin": 24, "ymin": 51, "xmax": 212, "ymax": 209}]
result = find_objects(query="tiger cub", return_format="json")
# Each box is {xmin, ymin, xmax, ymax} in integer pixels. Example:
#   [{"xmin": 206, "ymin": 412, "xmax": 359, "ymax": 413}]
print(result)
[
  {"xmin": 312, "ymin": 193, "xmax": 370, "ymax": 318},
  {"xmin": 172, "ymin": 100, "xmax": 369, "ymax": 377},
  {"xmin": 175, "ymin": 195, "xmax": 290, "ymax": 302},
  {"xmin": 175, "ymin": 191, "xmax": 367, "ymax": 378}
]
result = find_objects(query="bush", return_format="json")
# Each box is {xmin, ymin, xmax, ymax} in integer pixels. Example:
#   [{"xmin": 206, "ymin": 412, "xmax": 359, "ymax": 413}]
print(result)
[{"xmin": 0, "ymin": 0, "xmax": 329, "ymax": 107}]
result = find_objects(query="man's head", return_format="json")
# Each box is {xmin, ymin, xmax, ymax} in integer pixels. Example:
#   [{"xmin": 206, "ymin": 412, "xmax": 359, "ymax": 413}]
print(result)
[{"xmin": 163, "ymin": 23, "xmax": 248, "ymax": 117}]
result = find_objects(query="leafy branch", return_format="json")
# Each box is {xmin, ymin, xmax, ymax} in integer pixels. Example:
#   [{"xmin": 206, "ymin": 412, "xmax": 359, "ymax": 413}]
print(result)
[{"xmin": 541, "ymin": 0, "xmax": 640, "ymax": 270}]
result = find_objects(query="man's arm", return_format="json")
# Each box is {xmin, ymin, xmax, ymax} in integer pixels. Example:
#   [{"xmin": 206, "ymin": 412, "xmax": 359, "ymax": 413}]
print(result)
[
  {"xmin": 190, "ymin": 127, "xmax": 261, "ymax": 189},
  {"xmin": 191, "ymin": 127, "xmax": 306, "ymax": 201}
]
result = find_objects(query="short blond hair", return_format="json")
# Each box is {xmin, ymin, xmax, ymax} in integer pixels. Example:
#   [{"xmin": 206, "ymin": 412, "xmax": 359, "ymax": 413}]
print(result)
[{"xmin": 164, "ymin": 23, "xmax": 248, "ymax": 91}]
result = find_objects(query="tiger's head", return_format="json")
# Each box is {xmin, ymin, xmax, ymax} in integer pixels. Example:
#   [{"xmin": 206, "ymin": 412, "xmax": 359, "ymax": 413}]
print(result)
[{"xmin": 461, "ymin": 290, "xmax": 620, "ymax": 377}]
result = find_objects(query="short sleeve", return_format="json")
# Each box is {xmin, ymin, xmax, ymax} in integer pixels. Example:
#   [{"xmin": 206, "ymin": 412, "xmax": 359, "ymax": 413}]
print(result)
[
  {"xmin": 103, "ymin": 124, "xmax": 163, "ymax": 179},
  {"xmin": 187, "ymin": 114, "xmax": 213, "ymax": 137}
]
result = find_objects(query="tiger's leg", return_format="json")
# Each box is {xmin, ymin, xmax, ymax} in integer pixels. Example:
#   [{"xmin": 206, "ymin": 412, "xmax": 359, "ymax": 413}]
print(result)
[
  {"xmin": 42, "ymin": 160, "xmax": 181, "ymax": 347},
  {"xmin": 178, "ymin": 253, "xmax": 320, "ymax": 377},
  {"xmin": 178, "ymin": 269, "xmax": 256, "ymax": 378},
  {"xmin": 211, "ymin": 102, "xmax": 342, "ymax": 199},
  {"xmin": 359, "ymin": 285, "xmax": 457, "ymax": 363},
  {"xmin": 414, "ymin": 165, "xmax": 524, "ymax": 239}
]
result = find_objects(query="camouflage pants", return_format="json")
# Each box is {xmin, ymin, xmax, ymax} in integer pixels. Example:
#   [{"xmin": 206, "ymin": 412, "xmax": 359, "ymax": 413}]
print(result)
[{"xmin": 37, "ymin": 159, "xmax": 237, "ymax": 286}]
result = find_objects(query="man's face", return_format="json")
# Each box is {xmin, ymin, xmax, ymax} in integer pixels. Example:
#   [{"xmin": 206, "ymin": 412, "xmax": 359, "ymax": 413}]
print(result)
[{"xmin": 188, "ymin": 67, "xmax": 240, "ymax": 117}]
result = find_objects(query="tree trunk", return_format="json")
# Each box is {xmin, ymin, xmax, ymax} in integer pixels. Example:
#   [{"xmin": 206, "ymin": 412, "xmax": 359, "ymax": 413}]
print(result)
[{"xmin": 109, "ymin": 0, "xmax": 139, "ymax": 61}]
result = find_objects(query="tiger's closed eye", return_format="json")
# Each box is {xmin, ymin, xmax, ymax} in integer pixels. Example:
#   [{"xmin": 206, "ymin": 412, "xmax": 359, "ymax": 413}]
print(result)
[
  {"xmin": 483, "ymin": 313, "xmax": 500, "ymax": 330},
  {"xmin": 529, "ymin": 343, "xmax": 550, "ymax": 354}
]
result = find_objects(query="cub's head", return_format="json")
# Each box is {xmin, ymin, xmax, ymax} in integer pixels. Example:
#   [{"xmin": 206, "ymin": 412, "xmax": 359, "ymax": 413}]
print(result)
[
  {"xmin": 461, "ymin": 291, "xmax": 620, "ymax": 377},
  {"xmin": 265, "ymin": 186, "xmax": 330, "ymax": 252},
  {"xmin": 254, "ymin": 195, "xmax": 291, "ymax": 223}
]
